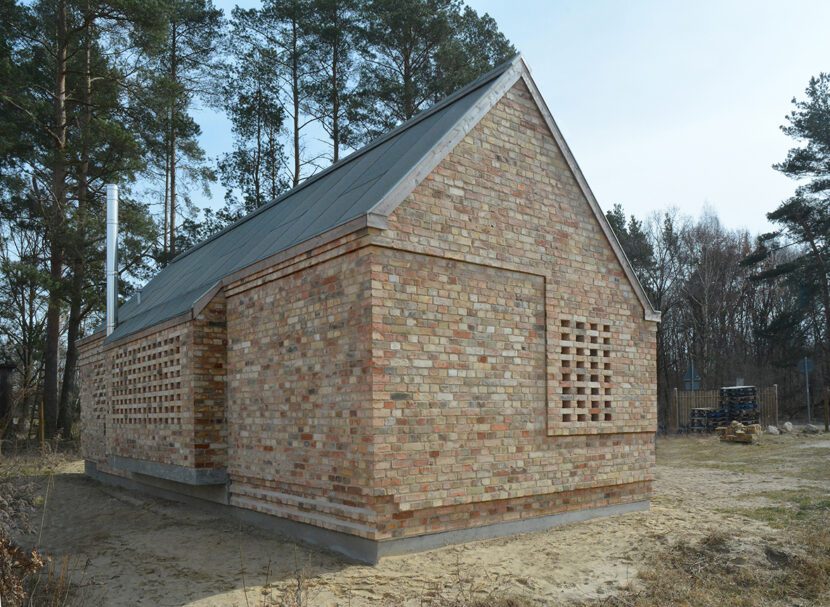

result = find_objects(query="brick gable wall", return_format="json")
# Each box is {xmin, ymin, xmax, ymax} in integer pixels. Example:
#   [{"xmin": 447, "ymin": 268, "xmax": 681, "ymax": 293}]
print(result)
[{"xmin": 365, "ymin": 79, "xmax": 656, "ymax": 537}]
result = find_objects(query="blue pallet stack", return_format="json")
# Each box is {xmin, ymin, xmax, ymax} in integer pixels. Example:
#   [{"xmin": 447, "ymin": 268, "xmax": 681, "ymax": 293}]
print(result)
[{"xmin": 718, "ymin": 385, "xmax": 759, "ymax": 426}]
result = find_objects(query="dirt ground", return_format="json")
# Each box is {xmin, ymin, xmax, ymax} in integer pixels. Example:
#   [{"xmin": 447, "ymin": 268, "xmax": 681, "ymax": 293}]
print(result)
[{"xmin": 6, "ymin": 431, "xmax": 830, "ymax": 606}]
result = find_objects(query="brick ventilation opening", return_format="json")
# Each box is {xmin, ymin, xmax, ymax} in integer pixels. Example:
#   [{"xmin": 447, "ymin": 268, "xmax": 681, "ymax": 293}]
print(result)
[
  {"xmin": 91, "ymin": 357, "xmax": 107, "ymax": 425},
  {"xmin": 559, "ymin": 319, "xmax": 613, "ymax": 424},
  {"xmin": 112, "ymin": 336, "xmax": 183, "ymax": 426}
]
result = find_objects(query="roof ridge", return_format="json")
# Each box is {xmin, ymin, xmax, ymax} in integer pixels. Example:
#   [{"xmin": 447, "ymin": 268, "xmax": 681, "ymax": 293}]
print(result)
[{"xmin": 166, "ymin": 54, "xmax": 523, "ymax": 265}]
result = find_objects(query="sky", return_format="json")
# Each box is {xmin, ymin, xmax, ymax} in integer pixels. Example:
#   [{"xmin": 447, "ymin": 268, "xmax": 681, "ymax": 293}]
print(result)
[{"xmin": 196, "ymin": 0, "xmax": 830, "ymax": 234}]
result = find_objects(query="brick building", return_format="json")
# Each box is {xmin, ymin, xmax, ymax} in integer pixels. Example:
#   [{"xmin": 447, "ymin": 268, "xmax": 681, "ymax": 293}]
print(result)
[{"xmin": 78, "ymin": 55, "xmax": 660, "ymax": 563}]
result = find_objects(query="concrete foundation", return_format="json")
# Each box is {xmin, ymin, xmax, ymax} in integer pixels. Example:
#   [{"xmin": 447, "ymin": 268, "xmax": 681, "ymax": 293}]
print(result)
[{"xmin": 85, "ymin": 460, "xmax": 649, "ymax": 564}]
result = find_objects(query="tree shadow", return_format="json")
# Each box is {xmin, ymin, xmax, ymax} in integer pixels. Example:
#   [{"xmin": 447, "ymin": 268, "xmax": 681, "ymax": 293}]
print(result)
[{"xmin": 19, "ymin": 469, "xmax": 360, "ymax": 606}]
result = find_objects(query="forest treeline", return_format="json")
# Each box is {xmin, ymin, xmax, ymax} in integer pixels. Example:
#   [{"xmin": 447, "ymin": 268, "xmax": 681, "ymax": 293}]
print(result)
[
  {"xmin": 0, "ymin": 0, "xmax": 513, "ymax": 440},
  {"xmin": 607, "ymin": 74, "xmax": 830, "ymax": 426},
  {"xmin": 0, "ymin": 0, "xmax": 827, "ymax": 441}
]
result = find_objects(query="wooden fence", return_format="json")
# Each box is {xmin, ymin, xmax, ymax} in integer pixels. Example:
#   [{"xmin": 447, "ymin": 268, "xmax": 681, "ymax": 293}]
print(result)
[{"xmin": 666, "ymin": 385, "xmax": 779, "ymax": 433}]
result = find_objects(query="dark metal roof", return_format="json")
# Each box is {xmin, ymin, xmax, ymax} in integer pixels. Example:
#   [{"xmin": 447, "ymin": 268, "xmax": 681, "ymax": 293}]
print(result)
[{"xmin": 106, "ymin": 57, "xmax": 519, "ymax": 343}]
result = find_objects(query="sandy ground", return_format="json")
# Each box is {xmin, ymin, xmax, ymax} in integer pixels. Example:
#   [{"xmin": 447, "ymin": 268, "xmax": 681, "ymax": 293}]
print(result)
[{"xmin": 8, "ymin": 431, "xmax": 830, "ymax": 606}]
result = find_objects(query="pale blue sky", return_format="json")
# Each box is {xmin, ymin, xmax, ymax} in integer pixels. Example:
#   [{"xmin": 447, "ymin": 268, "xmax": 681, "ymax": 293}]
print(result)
[{"xmin": 195, "ymin": 0, "xmax": 830, "ymax": 233}]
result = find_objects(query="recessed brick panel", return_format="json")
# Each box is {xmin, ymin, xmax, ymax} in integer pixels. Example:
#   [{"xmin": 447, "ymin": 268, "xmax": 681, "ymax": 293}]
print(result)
[{"xmin": 370, "ymin": 248, "xmax": 546, "ymax": 514}]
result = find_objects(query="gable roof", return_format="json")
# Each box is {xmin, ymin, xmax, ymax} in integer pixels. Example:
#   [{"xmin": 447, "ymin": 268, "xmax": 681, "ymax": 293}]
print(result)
[{"xmin": 106, "ymin": 55, "xmax": 658, "ymax": 344}]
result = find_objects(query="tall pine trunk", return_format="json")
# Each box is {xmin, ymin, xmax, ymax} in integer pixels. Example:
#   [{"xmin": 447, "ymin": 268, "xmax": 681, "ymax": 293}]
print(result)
[
  {"xmin": 59, "ymin": 271, "xmax": 82, "ymax": 438},
  {"xmin": 402, "ymin": 49, "xmax": 414, "ymax": 120},
  {"xmin": 254, "ymin": 87, "xmax": 262, "ymax": 206},
  {"xmin": 168, "ymin": 18, "xmax": 178, "ymax": 256},
  {"xmin": 801, "ymin": 219, "xmax": 830, "ymax": 380},
  {"xmin": 44, "ymin": 0, "xmax": 69, "ymax": 439},
  {"xmin": 331, "ymin": 34, "xmax": 340, "ymax": 162},
  {"xmin": 163, "ymin": 152, "xmax": 169, "ymax": 256},
  {"xmin": 58, "ymin": 16, "xmax": 93, "ymax": 439},
  {"xmin": 291, "ymin": 16, "xmax": 300, "ymax": 187}
]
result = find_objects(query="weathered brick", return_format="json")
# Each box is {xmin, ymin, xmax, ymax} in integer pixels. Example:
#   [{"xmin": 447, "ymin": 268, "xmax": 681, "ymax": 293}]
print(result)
[{"xmin": 77, "ymin": 79, "xmax": 656, "ymax": 544}]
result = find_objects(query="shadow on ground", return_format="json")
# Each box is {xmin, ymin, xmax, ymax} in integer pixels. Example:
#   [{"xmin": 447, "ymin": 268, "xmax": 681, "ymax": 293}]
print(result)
[
  {"xmin": 10, "ymin": 432, "xmax": 830, "ymax": 606},
  {"xmin": 20, "ymin": 466, "xmax": 352, "ymax": 606}
]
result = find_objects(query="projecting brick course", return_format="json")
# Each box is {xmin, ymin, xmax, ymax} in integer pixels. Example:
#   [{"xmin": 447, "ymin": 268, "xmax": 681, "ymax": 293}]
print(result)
[{"xmin": 77, "ymin": 77, "xmax": 657, "ymax": 550}]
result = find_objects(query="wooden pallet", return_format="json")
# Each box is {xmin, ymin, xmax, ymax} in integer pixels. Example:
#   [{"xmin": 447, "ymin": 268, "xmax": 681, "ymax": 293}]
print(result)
[{"xmin": 717, "ymin": 422, "xmax": 761, "ymax": 443}]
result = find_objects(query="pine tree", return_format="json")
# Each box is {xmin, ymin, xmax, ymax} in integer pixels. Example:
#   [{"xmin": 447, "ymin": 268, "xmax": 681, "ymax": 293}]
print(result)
[
  {"xmin": 144, "ymin": 0, "xmax": 223, "ymax": 259},
  {"xmin": 0, "ymin": 0, "xmax": 160, "ymax": 437},
  {"xmin": 745, "ymin": 74, "xmax": 830, "ymax": 376},
  {"xmin": 217, "ymin": 6, "xmax": 288, "ymax": 219},
  {"xmin": 351, "ymin": 0, "xmax": 514, "ymax": 144},
  {"xmin": 229, "ymin": 1, "xmax": 317, "ymax": 188},
  {"xmin": 352, "ymin": 0, "xmax": 455, "ymax": 142},
  {"xmin": 433, "ymin": 5, "xmax": 514, "ymax": 100},
  {"xmin": 304, "ymin": 0, "xmax": 360, "ymax": 162},
  {"xmin": 606, "ymin": 203, "xmax": 655, "ymax": 278}
]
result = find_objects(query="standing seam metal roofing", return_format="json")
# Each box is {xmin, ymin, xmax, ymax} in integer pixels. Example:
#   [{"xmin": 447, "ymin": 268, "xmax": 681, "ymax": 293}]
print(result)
[{"xmin": 105, "ymin": 57, "xmax": 519, "ymax": 343}]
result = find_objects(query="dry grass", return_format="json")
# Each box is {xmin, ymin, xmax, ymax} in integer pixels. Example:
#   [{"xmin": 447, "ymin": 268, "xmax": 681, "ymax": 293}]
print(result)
[
  {"xmin": 0, "ymin": 448, "xmax": 88, "ymax": 606},
  {"xmin": 0, "ymin": 532, "xmax": 45, "ymax": 606},
  {"xmin": 414, "ymin": 555, "xmax": 532, "ymax": 607},
  {"xmin": 577, "ymin": 524, "xmax": 830, "ymax": 607},
  {"xmin": 738, "ymin": 488, "xmax": 830, "ymax": 528},
  {"xmin": 240, "ymin": 552, "xmax": 534, "ymax": 607},
  {"xmin": 575, "ymin": 435, "xmax": 830, "ymax": 607},
  {"xmin": 0, "ymin": 460, "xmax": 39, "ymax": 538},
  {"xmin": 0, "ymin": 531, "xmax": 85, "ymax": 607}
]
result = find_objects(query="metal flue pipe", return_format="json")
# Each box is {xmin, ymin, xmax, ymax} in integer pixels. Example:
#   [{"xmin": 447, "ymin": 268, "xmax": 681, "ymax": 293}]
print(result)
[{"xmin": 106, "ymin": 184, "xmax": 119, "ymax": 336}]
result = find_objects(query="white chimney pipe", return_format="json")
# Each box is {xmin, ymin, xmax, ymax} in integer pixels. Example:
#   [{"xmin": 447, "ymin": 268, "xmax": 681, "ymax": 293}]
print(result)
[{"xmin": 106, "ymin": 184, "xmax": 119, "ymax": 336}]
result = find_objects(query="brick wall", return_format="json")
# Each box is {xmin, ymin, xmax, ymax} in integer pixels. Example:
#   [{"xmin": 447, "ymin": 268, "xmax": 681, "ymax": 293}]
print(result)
[
  {"xmin": 192, "ymin": 294, "xmax": 228, "ymax": 470},
  {"xmin": 78, "ymin": 78, "xmax": 656, "ymax": 544},
  {"xmin": 77, "ymin": 292, "xmax": 228, "ymax": 474},
  {"xmin": 78, "ymin": 333, "xmax": 106, "ymax": 463},
  {"xmin": 366, "ymin": 78, "xmax": 657, "ymax": 537},
  {"xmin": 225, "ymin": 247, "xmax": 377, "ymax": 536}
]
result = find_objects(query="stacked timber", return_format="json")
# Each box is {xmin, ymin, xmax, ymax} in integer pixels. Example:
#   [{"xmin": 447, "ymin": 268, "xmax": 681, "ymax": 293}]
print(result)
[
  {"xmin": 717, "ymin": 421, "xmax": 762, "ymax": 443},
  {"xmin": 707, "ymin": 406, "xmax": 729, "ymax": 428}
]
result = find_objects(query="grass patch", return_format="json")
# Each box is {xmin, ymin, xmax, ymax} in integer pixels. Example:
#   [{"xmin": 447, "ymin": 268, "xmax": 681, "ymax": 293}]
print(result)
[
  {"xmin": 657, "ymin": 434, "xmax": 830, "ymax": 480},
  {"xmin": 0, "ymin": 452, "xmax": 70, "ymax": 481},
  {"xmin": 738, "ymin": 489, "xmax": 830, "ymax": 529},
  {"xmin": 579, "ymin": 526, "xmax": 830, "ymax": 607},
  {"xmin": 793, "ymin": 456, "xmax": 830, "ymax": 481}
]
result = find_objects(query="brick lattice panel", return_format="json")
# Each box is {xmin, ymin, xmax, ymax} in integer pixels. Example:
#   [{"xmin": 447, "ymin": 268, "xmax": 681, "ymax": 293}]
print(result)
[
  {"xmin": 111, "ymin": 335, "xmax": 183, "ymax": 427},
  {"xmin": 556, "ymin": 317, "xmax": 614, "ymax": 426},
  {"xmin": 103, "ymin": 322, "xmax": 197, "ymax": 467}
]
